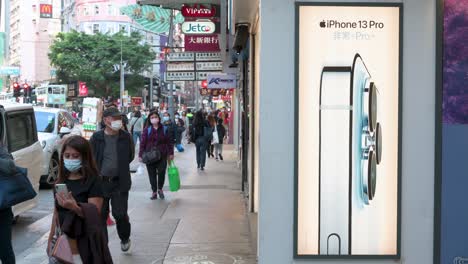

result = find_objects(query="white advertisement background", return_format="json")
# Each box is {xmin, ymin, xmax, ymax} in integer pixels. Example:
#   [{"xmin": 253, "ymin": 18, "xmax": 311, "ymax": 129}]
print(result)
[{"xmin": 297, "ymin": 6, "xmax": 400, "ymax": 255}]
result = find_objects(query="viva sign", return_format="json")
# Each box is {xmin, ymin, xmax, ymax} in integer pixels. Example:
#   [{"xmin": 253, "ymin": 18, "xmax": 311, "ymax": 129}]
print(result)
[{"xmin": 182, "ymin": 21, "xmax": 215, "ymax": 34}]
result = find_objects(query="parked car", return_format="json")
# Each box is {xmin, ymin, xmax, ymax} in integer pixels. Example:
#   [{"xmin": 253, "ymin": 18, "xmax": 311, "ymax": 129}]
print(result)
[
  {"xmin": 34, "ymin": 107, "xmax": 81, "ymax": 187},
  {"xmin": 0, "ymin": 103, "xmax": 42, "ymax": 216}
]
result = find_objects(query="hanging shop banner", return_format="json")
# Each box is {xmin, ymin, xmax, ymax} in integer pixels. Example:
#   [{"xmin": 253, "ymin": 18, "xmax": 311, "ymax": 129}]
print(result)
[
  {"xmin": 78, "ymin": 82, "xmax": 88, "ymax": 97},
  {"xmin": 182, "ymin": 20, "xmax": 219, "ymax": 34},
  {"xmin": 196, "ymin": 52, "xmax": 222, "ymax": 61},
  {"xmin": 165, "ymin": 71, "xmax": 195, "ymax": 81},
  {"xmin": 40, "ymin": 4, "xmax": 53, "ymax": 18},
  {"xmin": 294, "ymin": 3, "xmax": 402, "ymax": 258},
  {"xmin": 167, "ymin": 62, "xmax": 195, "ymax": 72},
  {"xmin": 199, "ymin": 88, "xmax": 228, "ymax": 96},
  {"xmin": 181, "ymin": 4, "xmax": 219, "ymax": 18},
  {"xmin": 166, "ymin": 52, "xmax": 195, "ymax": 62},
  {"xmin": 207, "ymin": 73, "xmax": 236, "ymax": 89},
  {"xmin": 185, "ymin": 34, "xmax": 220, "ymax": 52},
  {"xmin": 436, "ymin": 1, "xmax": 468, "ymax": 264},
  {"xmin": 196, "ymin": 61, "xmax": 223, "ymax": 71}
]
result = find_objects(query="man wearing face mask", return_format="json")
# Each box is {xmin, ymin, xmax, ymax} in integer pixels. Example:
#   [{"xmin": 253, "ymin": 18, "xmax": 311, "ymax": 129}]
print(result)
[{"xmin": 89, "ymin": 107, "xmax": 134, "ymax": 252}]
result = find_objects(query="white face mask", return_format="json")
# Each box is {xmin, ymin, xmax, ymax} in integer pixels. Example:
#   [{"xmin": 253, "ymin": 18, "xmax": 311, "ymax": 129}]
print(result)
[
  {"xmin": 110, "ymin": 120, "xmax": 122, "ymax": 131},
  {"xmin": 150, "ymin": 118, "xmax": 159, "ymax": 125}
]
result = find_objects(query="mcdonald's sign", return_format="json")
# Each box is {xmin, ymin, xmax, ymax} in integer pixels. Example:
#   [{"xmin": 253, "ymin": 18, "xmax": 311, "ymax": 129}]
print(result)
[{"xmin": 40, "ymin": 4, "xmax": 53, "ymax": 18}]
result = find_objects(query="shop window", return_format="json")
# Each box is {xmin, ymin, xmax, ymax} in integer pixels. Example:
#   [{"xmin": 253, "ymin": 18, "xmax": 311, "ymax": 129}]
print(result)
[
  {"xmin": 94, "ymin": 5, "xmax": 99, "ymax": 15},
  {"xmin": 93, "ymin": 24, "xmax": 100, "ymax": 34}
]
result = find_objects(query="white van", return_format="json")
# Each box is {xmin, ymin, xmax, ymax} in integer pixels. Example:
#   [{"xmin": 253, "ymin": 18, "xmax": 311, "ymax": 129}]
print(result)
[{"xmin": 0, "ymin": 103, "xmax": 42, "ymax": 216}]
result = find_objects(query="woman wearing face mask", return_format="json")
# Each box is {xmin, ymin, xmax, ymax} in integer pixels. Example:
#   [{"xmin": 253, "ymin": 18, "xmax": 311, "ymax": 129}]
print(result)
[
  {"xmin": 48, "ymin": 136, "xmax": 112, "ymax": 263},
  {"xmin": 139, "ymin": 112, "xmax": 174, "ymax": 200}
]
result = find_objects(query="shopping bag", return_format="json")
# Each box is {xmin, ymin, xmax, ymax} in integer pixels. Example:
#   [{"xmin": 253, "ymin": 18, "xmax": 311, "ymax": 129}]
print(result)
[
  {"xmin": 0, "ymin": 166, "xmax": 37, "ymax": 210},
  {"xmin": 167, "ymin": 161, "xmax": 180, "ymax": 192},
  {"xmin": 136, "ymin": 164, "xmax": 145, "ymax": 175},
  {"xmin": 212, "ymin": 126, "xmax": 219, "ymax": 144}
]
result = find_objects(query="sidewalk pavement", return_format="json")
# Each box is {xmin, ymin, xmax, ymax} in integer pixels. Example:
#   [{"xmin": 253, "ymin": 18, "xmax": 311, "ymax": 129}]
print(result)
[{"xmin": 16, "ymin": 143, "xmax": 257, "ymax": 264}]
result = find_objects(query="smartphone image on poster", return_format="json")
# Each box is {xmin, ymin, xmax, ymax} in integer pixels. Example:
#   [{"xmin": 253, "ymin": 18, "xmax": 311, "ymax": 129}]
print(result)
[{"xmin": 319, "ymin": 54, "xmax": 382, "ymax": 255}]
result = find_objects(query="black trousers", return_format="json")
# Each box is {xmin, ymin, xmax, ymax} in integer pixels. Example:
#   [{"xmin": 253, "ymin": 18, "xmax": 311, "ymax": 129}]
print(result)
[
  {"xmin": 146, "ymin": 158, "xmax": 167, "ymax": 192},
  {"xmin": 206, "ymin": 141, "xmax": 214, "ymax": 156},
  {"xmin": 101, "ymin": 181, "xmax": 131, "ymax": 243},
  {"xmin": 0, "ymin": 208, "xmax": 15, "ymax": 264},
  {"xmin": 196, "ymin": 138, "xmax": 207, "ymax": 167}
]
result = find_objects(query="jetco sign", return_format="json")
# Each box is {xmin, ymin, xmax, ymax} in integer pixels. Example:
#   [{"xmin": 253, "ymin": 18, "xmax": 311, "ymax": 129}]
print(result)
[
  {"xmin": 40, "ymin": 4, "xmax": 53, "ymax": 18},
  {"xmin": 182, "ymin": 20, "xmax": 215, "ymax": 34},
  {"xmin": 207, "ymin": 73, "xmax": 237, "ymax": 89}
]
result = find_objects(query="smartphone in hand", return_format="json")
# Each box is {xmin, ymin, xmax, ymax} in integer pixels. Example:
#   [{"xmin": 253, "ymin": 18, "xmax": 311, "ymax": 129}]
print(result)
[{"xmin": 55, "ymin": 183, "xmax": 69, "ymax": 195}]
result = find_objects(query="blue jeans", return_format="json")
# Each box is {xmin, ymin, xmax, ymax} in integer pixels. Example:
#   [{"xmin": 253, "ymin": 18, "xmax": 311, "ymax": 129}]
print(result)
[
  {"xmin": 133, "ymin": 131, "xmax": 142, "ymax": 145},
  {"xmin": 0, "ymin": 208, "xmax": 15, "ymax": 264},
  {"xmin": 196, "ymin": 138, "xmax": 207, "ymax": 167}
]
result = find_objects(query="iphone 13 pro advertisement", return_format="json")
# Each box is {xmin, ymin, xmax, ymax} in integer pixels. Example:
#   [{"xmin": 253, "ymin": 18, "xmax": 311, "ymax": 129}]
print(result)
[
  {"xmin": 294, "ymin": 3, "xmax": 402, "ymax": 257},
  {"xmin": 436, "ymin": 0, "xmax": 468, "ymax": 263}
]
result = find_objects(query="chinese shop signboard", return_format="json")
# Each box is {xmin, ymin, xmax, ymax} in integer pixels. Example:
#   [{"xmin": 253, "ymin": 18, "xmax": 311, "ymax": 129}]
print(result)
[
  {"xmin": 185, "ymin": 34, "xmax": 220, "ymax": 52},
  {"xmin": 78, "ymin": 82, "xmax": 88, "ymax": 97}
]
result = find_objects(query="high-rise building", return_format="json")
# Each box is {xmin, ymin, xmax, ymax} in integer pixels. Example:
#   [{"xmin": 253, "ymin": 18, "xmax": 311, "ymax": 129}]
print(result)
[{"xmin": 8, "ymin": 0, "xmax": 62, "ymax": 86}]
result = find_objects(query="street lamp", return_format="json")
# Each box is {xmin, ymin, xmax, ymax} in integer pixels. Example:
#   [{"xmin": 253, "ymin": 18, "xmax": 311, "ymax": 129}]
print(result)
[{"xmin": 120, "ymin": 39, "xmax": 125, "ymax": 111}]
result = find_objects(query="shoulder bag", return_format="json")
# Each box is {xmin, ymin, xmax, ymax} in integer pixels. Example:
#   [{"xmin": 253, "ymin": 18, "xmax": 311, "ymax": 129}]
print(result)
[
  {"xmin": 49, "ymin": 214, "xmax": 73, "ymax": 264},
  {"xmin": 142, "ymin": 127, "xmax": 162, "ymax": 164},
  {"xmin": 130, "ymin": 117, "xmax": 141, "ymax": 135},
  {"xmin": 0, "ymin": 166, "xmax": 37, "ymax": 210}
]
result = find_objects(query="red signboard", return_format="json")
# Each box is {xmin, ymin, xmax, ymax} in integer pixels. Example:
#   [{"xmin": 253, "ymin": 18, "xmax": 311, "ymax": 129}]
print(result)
[
  {"xmin": 185, "ymin": 34, "xmax": 220, "ymax": 52},
  {"xmin": 181, "ymin": 4, "xmax": 217, "ymax": 18},
  {"xmin": 131, "ymin": 97, "xmax": 143, "ymax": 106},
  {"xmin": 40, "ymin": 4, "xmax": 53, "ymax": 18},
  {"xmin": 78, "ymin": 82, "xmax": 88, "ymax": 97}
]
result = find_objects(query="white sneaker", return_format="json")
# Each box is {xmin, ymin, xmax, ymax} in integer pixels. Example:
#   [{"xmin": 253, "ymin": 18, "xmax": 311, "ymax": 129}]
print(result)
[{"xmin": 121, "ymin": 239, "xmax": 131, "ymax": 252}]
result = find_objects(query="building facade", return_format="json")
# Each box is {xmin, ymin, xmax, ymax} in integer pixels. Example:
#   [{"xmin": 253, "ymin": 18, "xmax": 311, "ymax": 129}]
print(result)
[{"xmin": 7, "ymin": 0, "xmax": 61, "ymax": 86}]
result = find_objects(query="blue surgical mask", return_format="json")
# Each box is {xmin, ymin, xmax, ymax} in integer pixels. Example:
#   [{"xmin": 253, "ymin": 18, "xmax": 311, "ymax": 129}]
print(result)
[
  {"xmin": 163, "ymin": 116, "xmax": 170, "ymax": 122},
  {"xmin": 64, "ymin": 159, "xmax": 82, "ymax": 172}
]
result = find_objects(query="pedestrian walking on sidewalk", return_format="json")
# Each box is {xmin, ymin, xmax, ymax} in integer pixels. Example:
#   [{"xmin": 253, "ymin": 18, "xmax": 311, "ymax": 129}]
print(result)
[
  {"xmin": 129, "ymin": 110, "xmax": 145, "ymax": 145},
  {"xmin": 139, "ymin": 111, "xmax": 174, "ymax": 200},
  {"xmin": 192, "ymin": 110, "xmax": 212, "ymax": 170},
  {"xmin": 206, "ymin": 114, "xmax": 216, "ymax": 158},
  {"xmin": 90, "ymin": 107, "xmax": 134, "ymax": 253},
  {"xmin": 214, "ymin": 118, "xmax": 227, "ymax": 161},
  {"xmin": 47, "ymin": 135, "xmax": 112, "ymax": 264},
  {"xmin": 0, "ymin": 144, "xmax": 17, "ymax": 264}
]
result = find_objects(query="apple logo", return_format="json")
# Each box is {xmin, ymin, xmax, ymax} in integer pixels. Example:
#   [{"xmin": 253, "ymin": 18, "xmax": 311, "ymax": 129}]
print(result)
[{"xmin": 320, "ymin": 20, "xmax": 326, "ymax": 28}]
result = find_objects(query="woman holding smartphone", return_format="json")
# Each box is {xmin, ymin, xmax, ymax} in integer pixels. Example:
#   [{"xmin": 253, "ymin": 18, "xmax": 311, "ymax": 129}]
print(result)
[{"xmin": 47, "ymin": 136, "xmax": 112, "ymax": 263}]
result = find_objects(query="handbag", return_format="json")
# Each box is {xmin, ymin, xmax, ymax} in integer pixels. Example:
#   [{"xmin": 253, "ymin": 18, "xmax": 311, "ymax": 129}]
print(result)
[
  {"xmin": 0, "ymin": 166, "xmax": 37, "ymax": 210},
  {"xmin": 212, "ymin": 125, "xmax": 219, "ymax": 144},
  {"xmin": 167, "ymin": 161, "xmax": 180, "ymax": 192},
  {"xmin": 49, "ymin": 214, "xmax": 73, "ymax": 264},
  {"xmin": 142, "ymin": 127, "xmax": 162, "ymax": 164}
]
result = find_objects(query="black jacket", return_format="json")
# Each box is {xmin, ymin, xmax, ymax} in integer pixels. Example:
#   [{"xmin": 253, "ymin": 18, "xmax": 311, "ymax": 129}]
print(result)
[
  {"xmin": 62, "ymin": 203, "xmax": 113, "ymax": 264},
  {"xmin": 89, "ymin": 130, "xmax": 134, "ymax": 192},
  {"xmin": 215, "ymin": 124, "xmax": 226, "ymax": 144}
]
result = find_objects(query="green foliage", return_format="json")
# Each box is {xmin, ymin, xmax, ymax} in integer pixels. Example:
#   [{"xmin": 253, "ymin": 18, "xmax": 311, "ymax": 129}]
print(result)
[{"xmin": 49, "ymin": 30, "xmax": 156, "ymax": 96}]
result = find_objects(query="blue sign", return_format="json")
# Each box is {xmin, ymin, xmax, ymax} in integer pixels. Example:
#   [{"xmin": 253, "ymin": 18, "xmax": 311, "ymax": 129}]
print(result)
[{"xmin": 0, "ymin": 66, "xmax": 20, "ymax": 76}]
